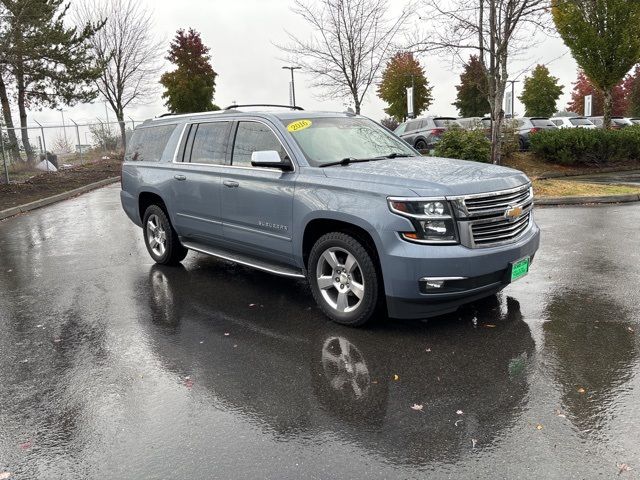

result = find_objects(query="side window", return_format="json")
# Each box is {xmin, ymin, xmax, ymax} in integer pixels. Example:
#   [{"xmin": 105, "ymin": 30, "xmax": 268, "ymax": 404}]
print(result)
[
  {"xmin": 189, "ymin": 122, "xmax": 231, "ymax": 164},
  {"xmin": 125, "ymin": 124, "xmax": 176, "ymax": 162},
  {"xmin": 406, "ymin": 120, "xmax": 423, "ymax": 132},
  {"xmin": 231, "ymin": 121, "xmax": 287, "ymax": 167}
]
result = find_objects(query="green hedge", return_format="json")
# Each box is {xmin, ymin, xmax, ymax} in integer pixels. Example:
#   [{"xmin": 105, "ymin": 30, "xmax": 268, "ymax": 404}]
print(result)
[
  {"xmin": 529, "ymin": 126, "xmax": 640, "ymax": 166},
  {"xmin": 433, "ymin": 127, "xmax": 491, "ymax": 163}
]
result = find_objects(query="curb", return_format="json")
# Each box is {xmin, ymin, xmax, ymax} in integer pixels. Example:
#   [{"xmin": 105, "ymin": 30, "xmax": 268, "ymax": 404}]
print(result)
[
  {"xmin": 535, "ymin": 193, "xmax": 640, "ymax": 206},
  {"xmin": 0, "ymin": 176, "xmax": 120, "ymax": 221}
]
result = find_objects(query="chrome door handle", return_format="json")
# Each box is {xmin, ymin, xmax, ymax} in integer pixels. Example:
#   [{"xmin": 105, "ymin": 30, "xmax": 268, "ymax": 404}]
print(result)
[
  {"xmin": 174, "ymin": 174, "xmax": 187, "ymax": 181},
  {"xmin": 223, "ymin": 180, "xmax": 239, "ymax": 188}
]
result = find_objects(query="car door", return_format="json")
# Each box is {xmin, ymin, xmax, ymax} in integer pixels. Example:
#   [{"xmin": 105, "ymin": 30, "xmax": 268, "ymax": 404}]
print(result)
[
  {"xmin": 219, "ymin": 119, "xmax": 297, "ymax": 265},
  {"xmin": 171, "ymin": 120, "xmax": 232, "ymax": 243}
]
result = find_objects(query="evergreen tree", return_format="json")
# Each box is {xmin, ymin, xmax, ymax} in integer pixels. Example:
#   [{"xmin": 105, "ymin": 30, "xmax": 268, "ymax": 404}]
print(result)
[
  {"xmin": 160, "ymin": 29, "xmax": 218, "ymax": 114},
  {"xmin": 518, "ymin": 65, "xmax": 564, "ymax": 117},
  {"xmin": 377, "ymin": 52, "xmax": 432, "ymax": 122},
  {"xmin": 453, "ymin": 55, "xmax": 489, "ymax": 117},
  {"xmin": 0, "ymin": 0, "xmax": 102, "ymax": 162}
]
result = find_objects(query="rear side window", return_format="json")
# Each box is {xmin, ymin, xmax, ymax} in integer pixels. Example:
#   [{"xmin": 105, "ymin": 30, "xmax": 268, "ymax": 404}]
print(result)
[
  {"xmin": 126, "ymin": 124, "xmax": 176, "ymax": 162},
  {"xmin": 570, "ymin": 118, "xmax": 592, "ymax": 126},
  {"xmin": 188, "ymin": 122, "xmax": 232, "ymax": 164},
  {"xmin": 551, "ymin": 119, "xmax": 562, "ymax": 126},
  {"xmin": 406, "ymin": 120, "xmax": 423, "ymax": 132},
  {"xmin": 231, "ymin": 122, "xmax": 287, "ymax": 167}
]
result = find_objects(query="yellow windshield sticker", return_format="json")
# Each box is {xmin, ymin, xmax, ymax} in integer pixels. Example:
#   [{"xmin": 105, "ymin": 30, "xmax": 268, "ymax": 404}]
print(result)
[{"xmin": 287, "ymin": 119, "xmax": 312, "ymax": 132}]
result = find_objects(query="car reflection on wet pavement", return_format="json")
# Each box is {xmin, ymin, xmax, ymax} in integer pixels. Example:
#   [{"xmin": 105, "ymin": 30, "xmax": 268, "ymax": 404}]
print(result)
[{"xmin": 0, "ymin": 185, "xmax": 639, "ymax": 479}]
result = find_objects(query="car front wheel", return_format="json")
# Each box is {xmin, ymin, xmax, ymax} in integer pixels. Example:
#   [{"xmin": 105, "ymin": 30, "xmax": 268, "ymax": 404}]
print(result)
[{"xmin": 308, "ymin": 232, "xmax": 382, "ymax": 326}]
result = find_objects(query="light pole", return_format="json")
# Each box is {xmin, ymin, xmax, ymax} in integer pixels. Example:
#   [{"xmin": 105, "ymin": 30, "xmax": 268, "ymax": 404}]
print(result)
[
  {"xmin": 282, "ymin": 66, "xmax": 302, "ymax": 108},
  {"xmin": 506, "ymin": 80, "xmax": 520, "ymax": 118},
  {"xmin": 58, "ymin": 108, "xmax": 68, "ymax": 145}
]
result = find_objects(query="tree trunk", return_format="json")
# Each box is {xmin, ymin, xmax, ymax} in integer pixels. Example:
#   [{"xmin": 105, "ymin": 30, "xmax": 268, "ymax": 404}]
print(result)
[
  {"xmin": 603, "ymin": 88, "xmax": 612, "ymax": 130},
  {"xmin": 116, "ymin": 110, "xmax": 126, "ymax": 152},
  {"xmin": 15, "ymin": 65, "xmax": 35, "ymax": 164},
  {"xmin": 0, "ymin": 75, "xmax": 22, "ymax": 163}
]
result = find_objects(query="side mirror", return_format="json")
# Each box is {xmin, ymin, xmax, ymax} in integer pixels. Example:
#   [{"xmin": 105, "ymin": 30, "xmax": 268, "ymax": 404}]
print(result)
[{"xmin": 251, "ymin": 150, "xmax": 291, "ymax": 170}]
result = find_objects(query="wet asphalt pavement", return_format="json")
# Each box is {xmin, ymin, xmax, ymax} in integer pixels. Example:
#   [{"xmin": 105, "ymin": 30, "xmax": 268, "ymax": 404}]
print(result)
[{"xmin": 1, "ymin": 185, "xmax": 640, "ymax": 480}]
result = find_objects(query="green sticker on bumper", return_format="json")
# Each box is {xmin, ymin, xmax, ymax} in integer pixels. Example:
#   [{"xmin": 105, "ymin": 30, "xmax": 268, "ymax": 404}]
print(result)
[{"xmin": 511, "ymin": 257, "xmax": 530, "ymax": 282}]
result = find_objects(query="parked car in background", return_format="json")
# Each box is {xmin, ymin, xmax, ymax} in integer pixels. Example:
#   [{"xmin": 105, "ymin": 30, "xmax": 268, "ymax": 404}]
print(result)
[
  {"xmin": 395, "ymin": 116, "xmax": 460, "ymax": 151},
  {"xmin": 549, "ymin": 116, "xmax": 597, "ymax": 129},
  {"xmin": 513, "ymin": 117, "xmax": 557, "ymax": 150},
  {"xmin": 588, "ymin": 116, "xmax": 633, "ymax": 129},
  {"xmin": 456, "ymin": 117, "xmax": 485, "ymax": 129},
  {"xmin": 628, "ymin": 118, "xmax": 640, "ymax": 125}
]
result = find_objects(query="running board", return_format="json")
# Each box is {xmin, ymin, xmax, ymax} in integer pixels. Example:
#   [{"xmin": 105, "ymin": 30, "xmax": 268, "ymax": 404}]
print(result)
[{"xmin": 181, "ymin": 240, "xmax": 305, "ymax": 279}]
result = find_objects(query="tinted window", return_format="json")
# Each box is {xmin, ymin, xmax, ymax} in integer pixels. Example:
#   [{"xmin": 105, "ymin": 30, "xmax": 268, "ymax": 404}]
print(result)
[
  {"xmin": 569, "ymin": 118, "xmax": 592, "ymax": 126},
  {"xmin": 126, "ymin": 124, "xmax": 176, "ymax": 162},
  {"xmin": 551, "ymin": 119, "xmax": 562, "ymax": 126},
  {"xmin": 531, "ymin": 119, "xmax": 555, "ymax": 127},
  {"xmin": 189, "ymin": 122, "xmax": 231, "ymax": 164},
  {"xmin": 406, "ymin": 120, "xmax": 423, "ymax": 132},
  {"xmin": 433, "ymin": 118, "xmax": 458, "ymax": 128},
  {"xmin": 232, "ymin": 122, "xmax": 287, "ymax": 167}
]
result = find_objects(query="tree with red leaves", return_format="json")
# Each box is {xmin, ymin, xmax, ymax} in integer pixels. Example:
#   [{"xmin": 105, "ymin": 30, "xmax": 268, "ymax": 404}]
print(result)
[
  {"xmin": 160, "ymin": 29, "xmax": 218, "ymax": 114},
  {"xmin": 566, "ymin": 71, "xmax": 626, "ymax": 117},
  {"xmin": 623, "ymin": 65, "xmax": 640, "ymax": 117}
]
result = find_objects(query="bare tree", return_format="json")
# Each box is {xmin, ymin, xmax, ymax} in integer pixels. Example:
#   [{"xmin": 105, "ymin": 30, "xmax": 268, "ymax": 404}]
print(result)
[
  {"xmin": 279, "ymin": 0, "xmax": 412, "ymax": 114},
  {"xmin": 417, "ymin": 0, "xmax": 550, "ymax": 164},
  {"xmin": 75, "ymin": 0, "xmax": 162, "ymax": 150}
]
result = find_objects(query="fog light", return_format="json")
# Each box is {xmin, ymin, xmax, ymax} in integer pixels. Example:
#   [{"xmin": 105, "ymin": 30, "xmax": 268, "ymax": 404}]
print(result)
[{"xmin": 425, "ymin": 280, "xmax": 445, "ymax": 289}]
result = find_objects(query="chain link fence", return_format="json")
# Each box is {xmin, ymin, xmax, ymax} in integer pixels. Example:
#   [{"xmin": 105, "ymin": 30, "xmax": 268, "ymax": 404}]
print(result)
[{"xmin": 1, "ymin": 119, "xmax": 141, "ymax": 184}]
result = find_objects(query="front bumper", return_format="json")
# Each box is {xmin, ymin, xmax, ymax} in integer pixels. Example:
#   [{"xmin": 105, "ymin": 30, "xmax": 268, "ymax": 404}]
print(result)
[{"xmin": 380, "ymin": 221, "xmax": 540, "ymax": 319}]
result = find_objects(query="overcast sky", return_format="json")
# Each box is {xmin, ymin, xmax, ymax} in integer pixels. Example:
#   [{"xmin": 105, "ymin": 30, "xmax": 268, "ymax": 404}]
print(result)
[{"xmin": 28, "ymin": 0, "xmax": 580, "ymax": 128}]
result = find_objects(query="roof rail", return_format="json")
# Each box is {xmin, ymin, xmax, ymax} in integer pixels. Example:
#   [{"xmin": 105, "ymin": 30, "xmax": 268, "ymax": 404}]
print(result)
[{"xmin": 224, "ymin": 104, "xmax": 304, "ymax": 111}]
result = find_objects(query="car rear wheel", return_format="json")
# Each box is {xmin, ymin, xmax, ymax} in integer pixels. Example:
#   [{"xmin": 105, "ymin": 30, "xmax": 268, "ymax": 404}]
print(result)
[
  {"xmin": 143, "ymin": 205, "xmax": 188, "ymax": 265},
  {"xmin": 308, "ymin": 232, "xmax": 382, "ymax": 326}
]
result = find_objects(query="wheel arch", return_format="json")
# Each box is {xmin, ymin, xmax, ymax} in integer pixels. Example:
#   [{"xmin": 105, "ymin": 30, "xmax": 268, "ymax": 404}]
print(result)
[{"xmin": 138, "ymin": 190, "xmax": 169, "ymax": 224}]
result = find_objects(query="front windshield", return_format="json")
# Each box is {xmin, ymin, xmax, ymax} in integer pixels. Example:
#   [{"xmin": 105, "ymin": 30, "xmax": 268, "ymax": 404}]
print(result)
[{"xmin": 282, "ymin": 116, "xmax": 417, "ymax": 166}]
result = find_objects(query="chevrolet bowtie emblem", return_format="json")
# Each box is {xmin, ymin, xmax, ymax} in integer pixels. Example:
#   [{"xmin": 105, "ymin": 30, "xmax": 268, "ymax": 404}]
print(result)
[{"xmin": 505, "ymin": 205, "xmax": 523, "ymax": 219}]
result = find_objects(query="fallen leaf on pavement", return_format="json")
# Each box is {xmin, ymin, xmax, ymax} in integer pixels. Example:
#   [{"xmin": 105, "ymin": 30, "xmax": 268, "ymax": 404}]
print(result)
[
  {"xmin": 555, "ymin": 409, "xmax": 566, "ymax": 418},
  {"xmin": 455, "ymin": 419, "xmax": 463, "ymax": 426},
  {"xmin": 456, "ymin": 410, "xmax": 464, "ymax": 415},
  {"xmin": 425, "ymin": 348, "xmax": 431, "ymax": 352},
  {"xmin": 627, "ymin": 327, "xmax": 634, "ymax": 333},
  {"xmin": 536, "ymin": 424, "xmax": 544, "ymax": 430},
  {"xmin": 249, "ymin": 304, "xmax": 257, "ymax": 307},
  {"xmin": 0, "ymin": 472, "xmax": 11, "ymax": 479},
  {"xmin": 183, "ymin": 376, "xmax": 194, "ymax": 389},
  {"xmin": 483, "ymin": 324, "xmax": 497, "ymax": 328},
  {"xmin": 224, "ymin": 333, "xmax": 230, "ymax": 336},
  {"xmin": 393, "ymin": 374, "xmax": 399, "ymax": 381},
  {"xmin": 19, "ymin": 440, "xmax": 32, "ymax": 450},
  {"xmin": 618, "ymin": 463, "xmax": 632, "ymax": 475},
  {"xmin": 577, "ymin": 387, "xmax": 586, "ymax": 394},
  {"xmin": 411, "ymin": 404, "xmax": 423, "ymax": 411},
  {"xmin": 471, "ymin": 439, "xmax": 478, "ymax": 449},
  {"xmin": 53, "ymin": 338, "xmax": 62, "ymax": 343}
]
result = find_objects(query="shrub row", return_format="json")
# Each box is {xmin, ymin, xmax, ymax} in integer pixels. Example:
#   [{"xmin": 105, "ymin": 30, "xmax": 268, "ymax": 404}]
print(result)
[
  {"xmin": 433, "ymin": 127, "xmax": 491, "ymax": 163},
  {"xmin": 529, "ymin": 126, "xmax": 640, "ymax": 166}
]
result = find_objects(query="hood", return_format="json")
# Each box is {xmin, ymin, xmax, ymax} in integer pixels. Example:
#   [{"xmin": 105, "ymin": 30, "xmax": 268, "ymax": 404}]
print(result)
[{"xmin": 320, "ymin": 156, "xmax": 530, "ymax": 196}]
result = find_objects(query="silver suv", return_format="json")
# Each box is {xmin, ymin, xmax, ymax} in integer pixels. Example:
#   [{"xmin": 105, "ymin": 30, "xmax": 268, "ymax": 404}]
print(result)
[{"xmin": 121, "ymin": 105, "xmax": 540, "ymax": 326}]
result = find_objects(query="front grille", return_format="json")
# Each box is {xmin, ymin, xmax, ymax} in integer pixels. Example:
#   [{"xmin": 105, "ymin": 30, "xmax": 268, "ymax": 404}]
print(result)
[
  {"xmin": 464, "ymin": 184, "xmax": 532, "ymax": 216},
  {"xmin": 471, "ymin": 212, "xmax": 531, "ymax": 245},
  {"xmin": 455, "ymin": 184, "xmax": 534, "ymax": 248}
]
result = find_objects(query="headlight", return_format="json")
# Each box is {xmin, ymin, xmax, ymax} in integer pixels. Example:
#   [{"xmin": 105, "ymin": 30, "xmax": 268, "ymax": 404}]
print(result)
[{"xmin": 388, "ymin": 198, "xmax": 458, "ymax": 244}]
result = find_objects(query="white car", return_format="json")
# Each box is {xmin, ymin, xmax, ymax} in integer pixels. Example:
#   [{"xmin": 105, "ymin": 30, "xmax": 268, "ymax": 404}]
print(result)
[{"xmin": 550, "ymin": 116, "xmax": 597, "ymax": 129}]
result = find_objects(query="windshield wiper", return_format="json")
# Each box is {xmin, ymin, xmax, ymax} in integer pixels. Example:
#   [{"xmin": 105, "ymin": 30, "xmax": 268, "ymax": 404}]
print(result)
[
  {"xmin": 319, "ymin": 157, "xmax": 376, "ymax": 167},
  {"xmin": 319, "ymin": 153, "xmax": 415, "ymax": 167}
]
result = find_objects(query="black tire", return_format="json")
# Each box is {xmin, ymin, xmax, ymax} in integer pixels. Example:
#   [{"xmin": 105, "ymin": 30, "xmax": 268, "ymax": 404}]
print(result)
[
  {"xmin": 415, "ymin": 139, "xmax": 428, "ymax": 151},
  {"xmin": 307, "ymin": 232, "xmax": 382, "ymax": 326},
  {"xmin": 519, "ymin": 137, "xmax": 527, "ymax": 151},
  {"xmin": 142, "ymin": 205, "xmax": 188, "ymax": 265}
]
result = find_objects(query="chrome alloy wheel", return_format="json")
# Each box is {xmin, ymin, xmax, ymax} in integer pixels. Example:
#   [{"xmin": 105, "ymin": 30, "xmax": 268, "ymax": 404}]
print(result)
[
  {"xmin": 315, "ymin": 247, "xmax": 365, "ymax": 313},
  {"xmin": 146, "ymin": 214, "xmax": 167, "ymax": 257}
]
